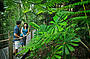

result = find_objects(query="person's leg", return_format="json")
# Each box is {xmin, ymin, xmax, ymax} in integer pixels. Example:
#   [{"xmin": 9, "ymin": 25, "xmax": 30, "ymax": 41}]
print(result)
[
  {"xmin": 15, "ymin": 49, "xmax": 18, "ymax": 54},
  {"xmin": 23, "ymin": 36, "xmax": 26, "ymax": 46},
  {"xmin": 25, "ymin": 36, "xmax": 26, "ymax": 45},
  {"xmin": 14, "ymin": 41, "xmax": 19, "ymax": 54},
  {"xmin": 20, "ymin": 38, "xmax": 24, "ymax": 47}
]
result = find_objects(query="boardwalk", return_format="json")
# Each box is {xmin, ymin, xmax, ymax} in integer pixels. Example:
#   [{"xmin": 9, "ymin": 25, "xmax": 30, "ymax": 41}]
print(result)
[
  {"xmin": 13, "ymin": 33, "xmax": 31, "ymax": 59},
  {"xmin": 0, "ymin": 30, "xmax": 36, "ymax": 59}
]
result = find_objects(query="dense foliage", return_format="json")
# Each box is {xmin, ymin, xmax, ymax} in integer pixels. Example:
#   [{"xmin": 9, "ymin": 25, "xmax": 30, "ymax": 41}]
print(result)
[{"xmin": 0, "ymin": 0, "xmax": 90, "ymax": 59}]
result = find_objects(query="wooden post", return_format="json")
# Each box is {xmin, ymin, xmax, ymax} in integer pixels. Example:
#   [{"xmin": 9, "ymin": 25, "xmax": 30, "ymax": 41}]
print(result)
[{"xmin": 8, "ymin": 31, "xmax": 13, "ymax": 59}]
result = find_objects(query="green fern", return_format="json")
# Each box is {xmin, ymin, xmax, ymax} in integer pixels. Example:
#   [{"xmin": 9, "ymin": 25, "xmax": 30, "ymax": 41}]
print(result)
[{"xmin": 16, "ymin": 0, "xmax": 90, "ymax": 59}]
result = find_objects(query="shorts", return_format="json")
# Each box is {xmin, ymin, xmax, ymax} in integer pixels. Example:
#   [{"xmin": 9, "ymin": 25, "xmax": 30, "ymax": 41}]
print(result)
[
  {"xmin": 20, "ymin": 36, "xmax": 26, "ymax": 46},
  {"xmin": 20, "ymin": 39, "xmax": 24, "ymax": 45},
  {"xmin": 14, "ymin": 41, "xmax": 20, "ymax": 49}
]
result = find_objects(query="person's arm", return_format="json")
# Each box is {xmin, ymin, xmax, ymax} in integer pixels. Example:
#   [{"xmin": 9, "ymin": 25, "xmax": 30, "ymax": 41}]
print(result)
[
  {"xmin": 21, "ymin": 28, "xmax": 23, "ymax": 34},
  {"xmin": 14, "ymin": 33, "xmax": 22, "ymax": 39},
  {"xmin": 14, "ymin": 27, "xmax": 22, "ymax": 39},
  {"xmin": 14, "ymin": 33, "xmax": 20, "ymax": 38},
  {"xmin": 14, "ymin": 28, "xmax": 20, "ymax": 38},
  {"xmin": 28, "ymin": 28, "xmax": 29, "ymax": 33}
]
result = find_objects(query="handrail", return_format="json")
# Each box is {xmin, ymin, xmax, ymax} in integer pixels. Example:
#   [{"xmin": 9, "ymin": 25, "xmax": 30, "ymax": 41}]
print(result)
[
  {"xmin": 0, "ymin": 33, "xmax": 29, "ymax": 43},
  {"xmin": 0, "ymin": 37, "xmax": 26, "ymax": 43},
  {"xmin": 0, "ymin": 31, "xmax": 13, "ymax": 36},
  {"xmin": 0, "ymin": 39, "xmax": 9, "ymax": 43},
  {"xmin": 0, "ymin": 30, "xmax": 33, "ymax": 59},
  {"xmin": 13, "ymin": 34, "xmax": 29, "ymax": 40},
  {"xmin": 0, "ymin": 33, "xmax": 8, "ymax": 36}
]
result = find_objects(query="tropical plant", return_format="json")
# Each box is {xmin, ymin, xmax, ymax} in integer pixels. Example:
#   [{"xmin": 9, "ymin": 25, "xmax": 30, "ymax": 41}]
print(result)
[
  {"xmin": 17, "ymin": 12, "xmax": 81, "ymax": 59},
  {"xmin": 17, "ymin": 0, "xmax": 90, "ymax": 59},
  {"xmin": 1, "ymin": 0, "xmax": 90, "ymax": 59}
]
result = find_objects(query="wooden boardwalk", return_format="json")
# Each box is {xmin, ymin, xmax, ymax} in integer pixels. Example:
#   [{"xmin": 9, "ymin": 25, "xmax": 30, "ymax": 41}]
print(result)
[{"xmin": 0, "ymin": 30, "xmax": 36, "ymax": 59}]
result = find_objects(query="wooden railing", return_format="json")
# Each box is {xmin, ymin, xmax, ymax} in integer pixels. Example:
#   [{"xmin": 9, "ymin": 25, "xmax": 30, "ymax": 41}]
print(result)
[{"xmin": 0, "ymin": 30, "xmax": 33, "ymax": 59}]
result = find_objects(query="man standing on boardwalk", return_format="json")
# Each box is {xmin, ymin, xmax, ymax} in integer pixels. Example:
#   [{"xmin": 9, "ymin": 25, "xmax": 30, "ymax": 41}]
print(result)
[{"xmin": 13, "ymin": 21, "xmax": 22, "ymax": 55}]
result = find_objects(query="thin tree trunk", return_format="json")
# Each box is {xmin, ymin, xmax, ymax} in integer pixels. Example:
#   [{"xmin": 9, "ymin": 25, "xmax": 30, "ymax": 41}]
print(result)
[{"xmin": 81, "ymin": 0, "xmax": 90, "ymax": 36}]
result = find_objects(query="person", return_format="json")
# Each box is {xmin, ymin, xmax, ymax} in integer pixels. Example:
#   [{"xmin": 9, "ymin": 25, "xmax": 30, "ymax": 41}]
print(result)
[
  {"xmin": 13, "ymin": 21, "xmax": 22, "ymax": 55},
  {"xmin": 20, "ymin": 23, "xmax": 29, "ymax": 46}
]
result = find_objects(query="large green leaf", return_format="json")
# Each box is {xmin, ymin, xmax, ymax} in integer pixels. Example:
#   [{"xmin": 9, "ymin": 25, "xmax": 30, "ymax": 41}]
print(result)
[
  {"xmin": 53, "ymin": 15, "xmax": 59, "ymax": 23},
  {"xmin": 67, "ymin": 44, "xmax": 75, "ymax": 52},
  {"xmin": 29, "ymin": 22, "xmax": 40, "ymax": 29},
  {"xmin": 65, "ymin": 45, "xmax": 70, "ymax": 55},
  {"xmin": 69, "ymin": 43, "xmax": 79, "ymax": 46},
  {"xmin": 71, "ymin": 39, "xmax": 80, "ymax": 42},
  {"xmin": 54, "ymin": 55, "xmax": 61, "ymax": 59}
]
